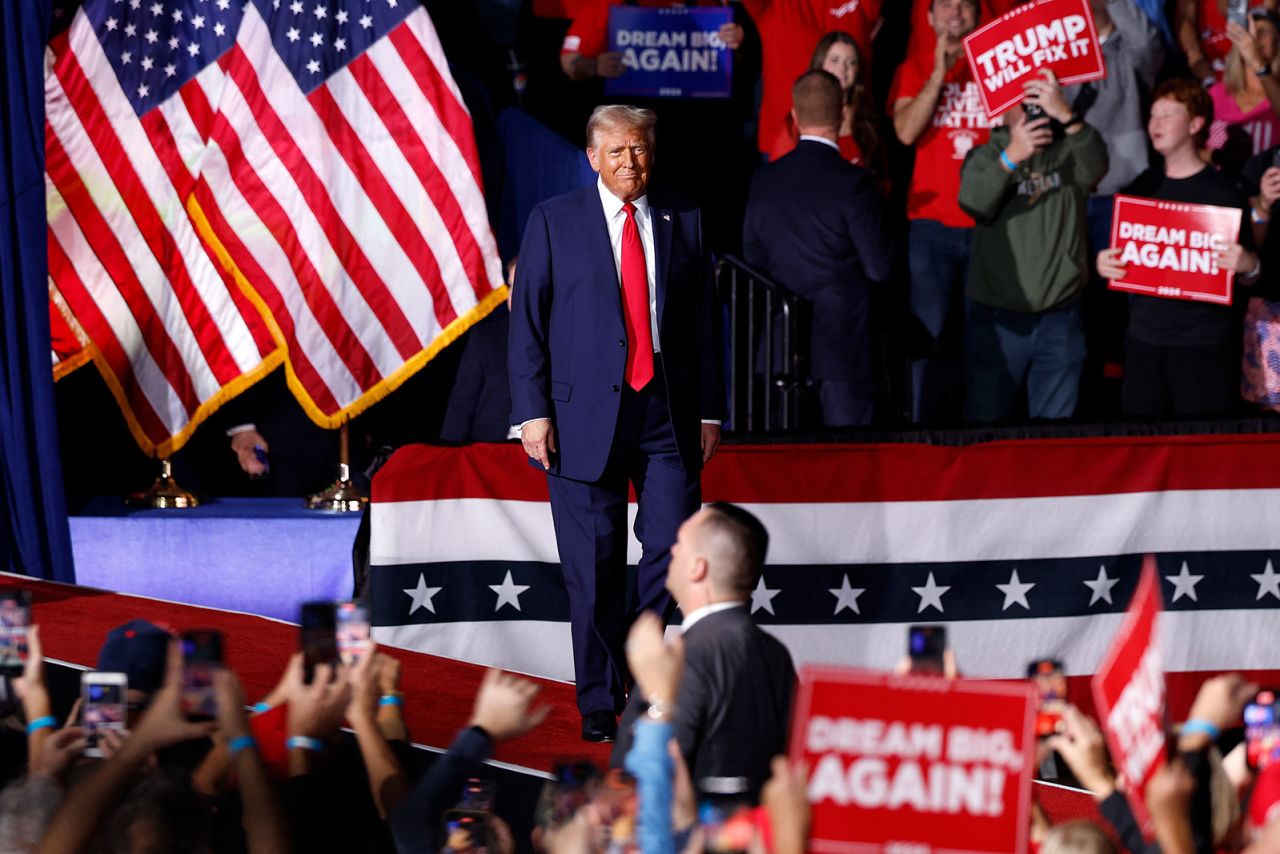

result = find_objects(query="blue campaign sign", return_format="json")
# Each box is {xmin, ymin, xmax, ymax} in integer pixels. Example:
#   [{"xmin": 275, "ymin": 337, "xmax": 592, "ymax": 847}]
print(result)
[{"xmin": 605, "ymin": 6, "xmax": 732, "ymax": 99}]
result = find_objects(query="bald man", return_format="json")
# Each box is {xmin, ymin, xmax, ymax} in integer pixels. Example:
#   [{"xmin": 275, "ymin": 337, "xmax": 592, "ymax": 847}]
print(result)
[{"xmin": 610, "ymin": 503, "xmax": 796, "ymax": 801}]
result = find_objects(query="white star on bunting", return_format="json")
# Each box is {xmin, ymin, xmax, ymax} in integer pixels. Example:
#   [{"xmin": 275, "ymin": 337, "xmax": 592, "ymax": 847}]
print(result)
[
  {"xmin": 1084, "ymin": 565, "xmax": 1119, "ymax": 606},
  {"xmin": 912, "ymin": 572, "xmax": 950, "ymax": 614},
  {"xmin": 750, "ymin": 576, "xmax": 780, "ymax": 615},
  {"xmin": 403, "ymin": 574, "xmax": 442, "ymax": 615},
  {"xmin": 829, "ymin": 574, "xmax": 865, "ymax": 615},
  {"xmin": 1252, "ymin": 560, "xmax": 1280, "ymax": 601},
  {"xmin": 490, "ymin": 571, "xmax": 530, "ymax": 612},
  {"xmin": 996, "ymin": 569, "xmax": 1035, "ymax": 611},
  {"xmin": 1164, "ymin": 562, "xmax": 1204, "ymax": 603}
]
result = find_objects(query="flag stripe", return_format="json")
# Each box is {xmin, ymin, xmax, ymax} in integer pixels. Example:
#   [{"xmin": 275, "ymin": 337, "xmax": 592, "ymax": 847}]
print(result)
[
  {"xmin": 224, "ymin": 33, "xmax": 421, "ymax": 363},
  {"xmin": 347, "ymin": 52, "xmax": 489, "ymax": 304},
  {"xmin": 309, "ymin": 77, "xmax": 459, "ymax": 330},
  {"xmin": 203, "ymin": 103, "xmax": 382, "ymax": 393},
  {"xmin": 391, "ymin": 17, "xmax": 483, "ymax": 189},
  {"xmin": 191, "ymin": 178, "xmax": 344, "ymax": 414},
  {"xmin": 44, "ymin": 121, "xmax": 204, "ymax": 419},
  {"xmin": 55, "ymin": 27, "xmax": 262, "ymax": 388},
  {"xmin": 46, "ymin": 223, "xmax": 173, "ymax": 440},
  {"xmin": 363, "ymin": 34, "xmax": 502, "ymax": 299}
]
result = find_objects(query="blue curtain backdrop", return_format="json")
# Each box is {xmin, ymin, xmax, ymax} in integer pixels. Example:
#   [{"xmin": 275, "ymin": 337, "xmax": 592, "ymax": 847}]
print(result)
[{"xmin": 0, "ymin": 0, "xmax": 76, "ymax": 582}]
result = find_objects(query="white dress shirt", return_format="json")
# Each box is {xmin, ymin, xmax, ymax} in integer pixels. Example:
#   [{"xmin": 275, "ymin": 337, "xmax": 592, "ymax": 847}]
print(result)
[
  {"xmin": 597, "ymin": 177, "xmax": 661, "ymax": 350},
  {"xmin": 680, "ymin": 600, "xmax": 744, "ymax": 631},
  {"xmin": 798, "ymin": 133, "xmax": 840, "ymax": 152}
]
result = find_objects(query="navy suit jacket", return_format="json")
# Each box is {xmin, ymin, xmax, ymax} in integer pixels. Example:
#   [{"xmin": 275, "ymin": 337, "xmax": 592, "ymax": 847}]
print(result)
[
  {"xmin": 508, "ymin": 184, "xmax": 724, "ymax": 483},
  {"xmin": 743, "ymin": 140, "xmax": 893, "ymax": 382}
]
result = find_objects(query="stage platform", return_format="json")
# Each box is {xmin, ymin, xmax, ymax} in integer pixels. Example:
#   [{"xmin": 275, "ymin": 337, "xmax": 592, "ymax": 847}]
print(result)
[{"xmin": 68, "ymin": 497, "xmax": 359, "ymax": 622}]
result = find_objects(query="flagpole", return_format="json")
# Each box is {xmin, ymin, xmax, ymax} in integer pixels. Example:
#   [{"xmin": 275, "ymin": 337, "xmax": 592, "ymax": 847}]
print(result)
[{"xmin": 304, "ymin": 423, "xmax": 366, "ymax": 512}]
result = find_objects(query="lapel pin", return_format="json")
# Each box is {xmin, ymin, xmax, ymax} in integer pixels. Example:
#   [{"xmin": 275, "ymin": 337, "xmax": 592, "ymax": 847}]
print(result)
[{"xmin": 662, "ymin": 213, "xmax": 671, "ymax": 221}]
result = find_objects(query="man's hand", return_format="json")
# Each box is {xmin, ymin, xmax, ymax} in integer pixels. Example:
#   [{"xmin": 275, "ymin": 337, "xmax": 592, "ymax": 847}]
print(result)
[
  {"xmin": 1005, "ymin": 111, "xmax": 1054, "ymax": 164},
  {"xmin": 932, "ymin": 33, "xmax": 962, "ymax": 78},
  {"xmin": 1259, "ymin": 167, "xmax": 1280, "ymax": 214},
  {"xmin": 761, "ymin": 757, "xmax": 811, "ymax": 854},
  {"xmin": 286, "ymin": 664, "xmax": 352, "ymax": 740},
  {"xmin": 1096, "ymin": 248, "xmax": 1127, "ymax": 281},
  {"xmin": 213, "ymin": 669, "xmax": 251, "ymax": 742},
  {"xmin": 127, "ymin": 641, "xmax": 218, "ymax": 757},
  {"xmin": 701, "ymin": 423, "xmax": 721, "ymax": 464},
  {"xmin": 625, "ymin": 612, "xmax": 683, "ymax": 707},
  {"xmin": 1184, "ymin": 673, "xmax": 1257, "ymax": 745},
  {"xmin": 597, "ymin": 51, "xmax": 626, "ymax": 78},
  {"xmin": 1022, "ymin": 69, "xmax": 1072, "ymax": 124},
  {"xmin": 230, "ymin": 429, "xmax": 269, "ymax": 477},
  {"xmin": 1047, "ymin": 705, "xmax": 1116, "ymax": 799},
  {"xmin": 717, "ymin": 22, "xmax": 744, "ymax": 50},
  {"xmin": 522, "ymin": 419, "xmax": 556, "ymax": 471},
  {"xmin": 29, "ymin": 727, "xmax": 87, "ymax": 781},
  {"xmin": 468, "ymin": 669, "xmax": 552, "ymax": 742}
]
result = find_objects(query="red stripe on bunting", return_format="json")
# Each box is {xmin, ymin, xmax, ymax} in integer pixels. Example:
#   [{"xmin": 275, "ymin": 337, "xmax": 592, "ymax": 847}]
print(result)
[{"xmin": 372, "ymin": 437, "xmax": 1280, "ymax": 505}]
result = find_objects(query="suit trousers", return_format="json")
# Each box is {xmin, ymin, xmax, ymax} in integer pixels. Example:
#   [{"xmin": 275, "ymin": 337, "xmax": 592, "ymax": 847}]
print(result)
[{"xmin": 546, "ymin": 362, "xmax": 701, "ymax": 715}]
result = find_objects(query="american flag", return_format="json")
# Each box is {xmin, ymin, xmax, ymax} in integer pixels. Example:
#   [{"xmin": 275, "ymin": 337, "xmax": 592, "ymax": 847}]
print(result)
[
  {"xmin": 45, "ymin": 0, "xmax": 504, "ymax": 455},
  {"xmin": 366, "ymin": 438, "xmax": 1280, "ymax": 720}
]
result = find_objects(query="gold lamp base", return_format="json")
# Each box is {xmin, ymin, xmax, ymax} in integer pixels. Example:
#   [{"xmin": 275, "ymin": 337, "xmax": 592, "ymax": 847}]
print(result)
[
  {"xmin": 126, "ymin": 459, "xmax": 199, "ymax": 509},
  {"xmin": 304, "ymin": 463, "xmax": 367, "ymax": 512}
]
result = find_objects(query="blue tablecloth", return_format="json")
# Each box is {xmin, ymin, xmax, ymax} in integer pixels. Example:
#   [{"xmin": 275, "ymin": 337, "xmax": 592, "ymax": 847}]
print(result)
[{"xmin": 70, "ymin": 498, "xmax": 361, "ymax": 621}]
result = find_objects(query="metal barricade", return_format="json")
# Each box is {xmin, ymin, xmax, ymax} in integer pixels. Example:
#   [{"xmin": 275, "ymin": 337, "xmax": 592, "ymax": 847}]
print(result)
[{"xmin": 715, "ymin": 255, "xmax": 807, "ymax": 434}]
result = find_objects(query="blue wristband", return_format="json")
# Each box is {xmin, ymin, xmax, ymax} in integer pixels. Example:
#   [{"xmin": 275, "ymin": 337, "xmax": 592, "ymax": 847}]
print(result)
[
  {"xmin": 1181, "ymin": 719, "xmax": 1220, "ymax": 740},
  {"xmin": 379, "ymin": 694, "xmax": 403, "ymax": 707},
  {"xmin": 228, "ymin": 735, "xmax": 256, "ymax": 757},
  {"xmin": 251, "ymin": 702, "xmax": 271, "ymax": 713},
  {"xmin": 1000, "ymin": 149, "xmax": 1018, "ymax": 172},
  {"xmin": 26, "ymin": 716, "xmax": 56, "ymax": 734},
  {"xmin": 287, "ymin": 735, "xmax": 325, "ymax": 752}
]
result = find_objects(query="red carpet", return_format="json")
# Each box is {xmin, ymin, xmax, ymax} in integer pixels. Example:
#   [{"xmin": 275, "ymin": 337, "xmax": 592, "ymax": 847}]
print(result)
[{"xmin": 2, "ymin": 573, "xmax": 610, "ymax": 773}]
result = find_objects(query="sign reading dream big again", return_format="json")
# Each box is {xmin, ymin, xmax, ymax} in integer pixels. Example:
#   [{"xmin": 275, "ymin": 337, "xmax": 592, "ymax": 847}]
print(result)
[{"xmin": 605, "ymin": 6, "xmax": 733, "ymax": 99}]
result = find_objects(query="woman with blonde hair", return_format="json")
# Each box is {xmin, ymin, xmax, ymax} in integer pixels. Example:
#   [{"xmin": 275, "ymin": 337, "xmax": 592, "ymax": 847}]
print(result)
[{"xmin": 1208, "ymin": 8, "xmax": 1280, "ymax": 176}]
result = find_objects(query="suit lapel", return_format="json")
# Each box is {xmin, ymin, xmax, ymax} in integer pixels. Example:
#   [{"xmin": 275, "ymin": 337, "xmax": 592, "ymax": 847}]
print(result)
[
  {"xmin": 580, "ymin": 186, "xmax": 624, "ymax": 320},
  {"xmin": 652, "ymin": 203, "xmax": 673, "ymax": 330}
]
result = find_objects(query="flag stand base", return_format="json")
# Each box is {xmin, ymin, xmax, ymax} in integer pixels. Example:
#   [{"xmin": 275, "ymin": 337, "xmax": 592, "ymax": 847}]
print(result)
[
  {"xmin": 126, "ymin": 459, "xmax": 199, "ymax": 509},
  {"xmin": 304, "ymin": 463, "xmax": 366, "ymax": 513}
]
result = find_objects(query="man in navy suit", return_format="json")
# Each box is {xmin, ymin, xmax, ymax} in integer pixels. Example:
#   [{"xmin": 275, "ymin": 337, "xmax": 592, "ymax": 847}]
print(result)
[
  {"xmin": 743, "ymin": 70, "xmax": 893, "ymax": 427},
  {"xmin": 508, "ymin": 105, "xmax": 724, "ymax": 742}
]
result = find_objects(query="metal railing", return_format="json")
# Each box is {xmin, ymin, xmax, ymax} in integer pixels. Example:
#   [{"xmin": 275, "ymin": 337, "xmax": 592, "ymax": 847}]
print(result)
[{"xmin": 715, "ymin": 255, "xmax": 807, "ymax": 433}]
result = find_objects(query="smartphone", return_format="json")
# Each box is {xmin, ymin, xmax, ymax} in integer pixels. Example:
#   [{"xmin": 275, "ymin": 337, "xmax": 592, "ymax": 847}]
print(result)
[
  {"xmin": 0, "ymin": 591, "xmax": 31, "ymax": 678},
  {"xmin": 908, "ymin": 625, "xmax": 947, "ymax": 674},
  {"xmin": 443, "ymin": 809, "xmax": 495, "ymax": 853},
  {"xmin": 1028, "ymin": 658, "xmax": 1067, "ymax": 738},
  {"xmin": 1023, "ymin": 101, "xmax": 1046, "ymax": 122},
  {"xmin": 335, "ymin": 602, "xmax": 370, "ymax": 667},
  {"xmin": 1245, "ymin": 690, "xmax": 1280, "ymax": 770},
  {"xmin": 82, "ymin": 672, "xmax": 128, "ymax": 758},
  {"xmin": 181, "ymin": 630, "xmax": 223, "ymax": 719},
  {"xmin": 299, "ymin": 601, "xmax": 338, "ymax": 683},
  {"xmin": 1229, "ymin": 0, "xmax": 1250, "ymax": 29},
  {"xmin": 459, "ymin": 777, "xmax": 496, "ymax": 813}
]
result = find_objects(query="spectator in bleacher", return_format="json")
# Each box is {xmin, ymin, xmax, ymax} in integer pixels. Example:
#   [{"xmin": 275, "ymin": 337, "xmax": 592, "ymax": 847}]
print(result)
[
  {"xmin": 610, "ymin": 503, "xmax": 795, "ymax": 802},
  {"xmin": 1175, "ymin": 0, "xmax": 1276, "ymax": 86},
  {"xmin": 890, "ymin": 0, "xmax": 991, "ymax": 423},
  {"xmin": 905, "ymin": 0, "xmax": 1024, "ymax": 59},
  {"xmin": 958, "ymin": 71, "xmax": 1108, "ymax": 422},
  {"xmin": 741, "ymin": 0, "xmax": 882, "ymax": 163},
  {"xmin": 808, "ymin": 33, "xmax": 887, "ymax": 182},
  {"xmin": 1097, "ymin": 79, "xmax": 1263, "ymax": 419},
  {"xmin": 1241, "ymin": 140, "xmax": 1280, "ymax": 410},
  {"xmin": 1064, "ymin": 0, "xmax": 1163, "ymax": 413},
  {"xmin": 1208, "ymin": 10, "xmax": 1280, "ymax": 179},
  {"xmin": 743, "ymin": 70, "xmax": 894, "ymax": 427}
]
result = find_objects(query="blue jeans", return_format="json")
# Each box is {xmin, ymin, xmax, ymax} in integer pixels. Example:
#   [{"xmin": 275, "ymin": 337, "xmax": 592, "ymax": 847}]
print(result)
[
  {"xmin": 907, "ymin": 219, "xmax": 973, "ymax": 423},
  {"xmin": 964, "ymin": 300, "xmax": 1086, "ymax": 422}
]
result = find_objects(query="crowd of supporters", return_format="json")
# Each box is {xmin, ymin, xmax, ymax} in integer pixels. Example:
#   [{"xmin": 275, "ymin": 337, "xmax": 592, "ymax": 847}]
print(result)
[
  {"xmin": 1, "ymin": 503, "xmax": 1279, "ymax": 852},
  {"xmin": 483, "ymin": 0, "xmax": 1280, "ymax": 428}
]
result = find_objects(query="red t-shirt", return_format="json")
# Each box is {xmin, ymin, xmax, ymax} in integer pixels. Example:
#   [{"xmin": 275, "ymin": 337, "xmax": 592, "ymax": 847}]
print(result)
[
  {"xmin": 562, "ymin": 0, "xmax": 720, "ymax": 57},
  {"xmin": 534, "ymin": 0, "xmax": 586, "ymax": 19},
  {"xmin": 906, "ymin": 0, "xmax": 1024, "ymax": 58},
  {"xmin": 889, "ymin": 54, "xmax": 991, "ymax": 227},
  {"xmin": 741, "ymin": 0, "xmax": 882, "ymax": 160}
]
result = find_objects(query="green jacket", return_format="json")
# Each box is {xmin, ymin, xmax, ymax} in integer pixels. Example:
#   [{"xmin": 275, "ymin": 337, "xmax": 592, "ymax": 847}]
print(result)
[{"xmin": 958, "ymin": 123, "xmax": 1109, "ymax": 313}]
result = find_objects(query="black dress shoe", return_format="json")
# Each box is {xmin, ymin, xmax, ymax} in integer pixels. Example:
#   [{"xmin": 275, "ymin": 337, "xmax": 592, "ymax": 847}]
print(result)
[{"xmin": 581, "ymin": 710, "xmax": 617, "ymax": 743}]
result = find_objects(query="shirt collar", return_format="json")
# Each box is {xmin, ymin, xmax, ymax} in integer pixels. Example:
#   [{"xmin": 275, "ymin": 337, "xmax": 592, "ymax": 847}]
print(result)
[
  {"xmin": 799, "ymin": 134, "xmax": 840, "ymax": 152},
  {"xmin": 681, "ymin": 601, "xmax": 744, "ymax": 630},
  {"xmin": 597, "ymin": 176, "xmax": 649, "ymax": 220}
]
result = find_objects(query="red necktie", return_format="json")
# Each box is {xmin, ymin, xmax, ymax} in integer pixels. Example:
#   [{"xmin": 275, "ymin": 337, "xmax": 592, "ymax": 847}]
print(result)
[{"xmin": 620, "ymin": 202, "xmax": 654, "ymax": 391}]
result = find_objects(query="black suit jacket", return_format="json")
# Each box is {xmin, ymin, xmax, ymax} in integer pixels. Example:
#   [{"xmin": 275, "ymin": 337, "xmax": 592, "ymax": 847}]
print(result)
[
  {"xmin": 742, "ymin": 139, "xmax": 893, "ymax": 382},
  {"xmin": 611, "ymin": 606, "xmax": 796, "ymax": 801}
]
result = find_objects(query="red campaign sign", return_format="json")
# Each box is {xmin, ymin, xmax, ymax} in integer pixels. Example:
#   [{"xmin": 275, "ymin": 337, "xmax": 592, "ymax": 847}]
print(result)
[
  {"xmin": 1091, "ymin": 555, "xmax": 1166, "ymax": 840},
  {"xmin": 963, "ymin": 0, "xmax": 1106, "ymax": 117},
  {"xmin": 790, "ymin": 667, "xmax": 1037, "ymax": 854},
  {"xmin": 1107, "ymin": 195, "xmax": 1242, "ymax": 305}
]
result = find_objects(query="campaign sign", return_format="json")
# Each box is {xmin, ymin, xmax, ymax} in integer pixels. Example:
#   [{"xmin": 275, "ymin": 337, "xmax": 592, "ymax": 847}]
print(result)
[
  {"xmin": 791, "ymin": 668, "xmax": 1037, "ymax": 854},
  {"xmin": 963, "ymin": 0, "xmax": 1106, "ymax": 117},
  {"xmin": 605, "ymin": 6, "xmax": 732, "ymax": 99},
  {"xmin": 1092, "ymin": 555, "xmax": 1166, "ymax": 839},
  {"xmin": 1107, "ymin": 195, "xmax": 1242, "ymax": 305}
]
